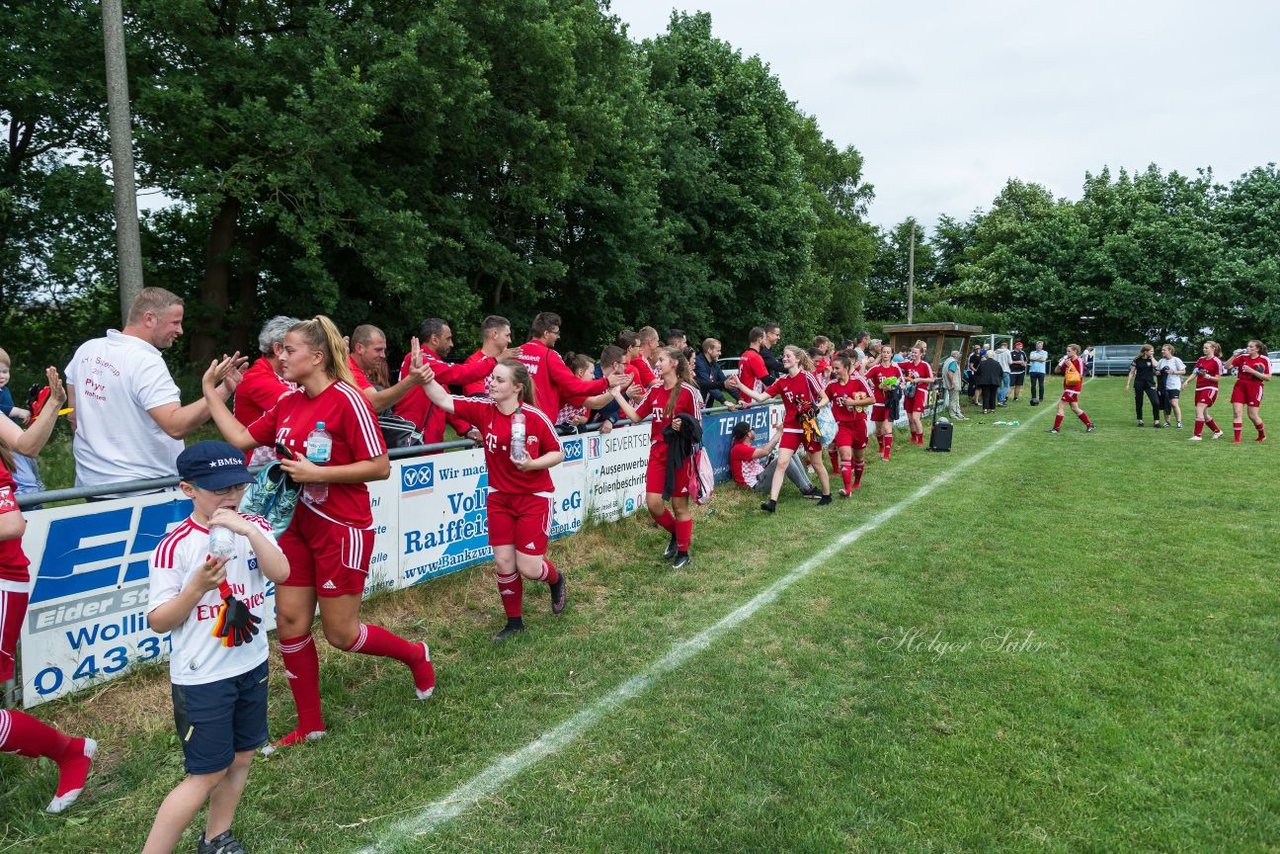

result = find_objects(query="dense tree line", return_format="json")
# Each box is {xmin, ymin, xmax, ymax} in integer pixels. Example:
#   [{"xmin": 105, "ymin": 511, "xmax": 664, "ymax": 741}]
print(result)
[
  {"xmin": 872, "ymin": 164, "xmax": 1280, "ymax": 349},
  {"xmin": 1, "ymin": 1, "xmax": 875, "ymax": 373}
]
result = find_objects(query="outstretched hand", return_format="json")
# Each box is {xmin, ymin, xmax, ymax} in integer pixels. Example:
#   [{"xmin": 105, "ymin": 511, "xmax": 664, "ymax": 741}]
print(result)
[{"xmin": 45, "ymin": 367, "xmax": 67, "ymax": 408}]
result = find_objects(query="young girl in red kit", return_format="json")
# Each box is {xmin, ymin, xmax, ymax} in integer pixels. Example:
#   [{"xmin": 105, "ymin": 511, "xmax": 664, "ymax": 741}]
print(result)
[
  {"xmin": 1049, "ymin": 344, "xmax": 1095, "ymax": 434},
  {"xmin": 610, "ymin": 347, "xmax": 703, "ymax": 569},
  {"xmin": 900, "ymin": 345, "xmax": 935, "ymax": 446},
  {"xmin": 732, "ymin": 345, "xmax": 833, "ymax": 510},
  {"xmin": 864, "ymin": 346, "xmax": 904, "ymax": 460},
  {"xmin": 824, "ymin": 355, "xmax": 876, "ymax": 496},
  {"xmin": 423, "ymin": 360, "xmax": 567, "ymax": 640},
  {"xmin": 1188, "ymin": 340, "xmax": 1226, "ymax": 441},
  {"xmin": 1228, "ymin": 339, "xmax": 1269, "ymax": 443},
  {"xmin": 203, "ymin": 316, "xmax": 435, "ymax": 752},
  {"xmin": 0, "ymin": 369, "xmax": 96, "ymax": 814}
]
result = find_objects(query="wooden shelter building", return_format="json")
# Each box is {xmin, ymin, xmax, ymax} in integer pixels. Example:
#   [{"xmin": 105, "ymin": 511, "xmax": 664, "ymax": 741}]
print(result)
[{"xmin": 880, "ymin": 322, "xmax": 984, "ymax": 373}]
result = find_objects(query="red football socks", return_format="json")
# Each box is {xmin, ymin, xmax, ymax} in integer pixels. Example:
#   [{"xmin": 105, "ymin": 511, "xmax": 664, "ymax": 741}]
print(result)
[
  {"xmin": 346, "ymin": 624, "xmax": 435, "ymax": 700},
  {"xmin": 1233, "ymin": 421, "xmax": 1243, "ymax": 443},
  {"xmin": 496, "ymin": 571, "xmax": 523, "ymax": 618},
  {"xmin": 537, "ymin": 558, "xmax": 560, "ymax": 585},
  {"xmin": 652, "ymin": 509, "xmax": 676, "ymax": 533},
  {"xmin": 278, "ymin": 633, "xmax": 325, "ymax": 733},
  {"xmin": 1256, "ymin": 422, "xmax": 1266, "ymax": 441},
  {"xmin": 840, "ymin": 461, "xmax": 852, "ymax": 493},
  {"xmin": 1206, "ymin": 417, "xmax": 1220, "ymax": 434},
  {"xmin": 853, "ymin": 461, "xmax": 865, "ymax": 487},
  {"xmin": 882, "ymin": 435, "xmax": 893, "ymax": 460},
  {"xmin": 675, "ymin": 519, "xmax": 693, "ymax": 552},
  {"xmin": 1193, "ymin": 419, "xmax": 1204, "ymax": 437},
  {"xmin": 1053, "ymin": 414, "xmax": 1064, "ymax": 431},
  {"xmin": 1078, "ymin": 411, "xmax": 1092, "ymax": 427},
  {"xmin": 0, "ymin": 707, "xmax": 70, "ymax": 759}
]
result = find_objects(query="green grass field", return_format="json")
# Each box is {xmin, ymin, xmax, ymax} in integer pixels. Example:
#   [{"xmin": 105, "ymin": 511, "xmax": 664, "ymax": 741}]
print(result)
[{"xmin": 3, "ymin": 378, "xmax": 1277, "ymax": 852}]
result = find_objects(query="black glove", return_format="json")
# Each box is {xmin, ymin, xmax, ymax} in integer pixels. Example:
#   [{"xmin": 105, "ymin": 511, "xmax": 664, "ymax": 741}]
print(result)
[{"xmin": 220, "ymin": 595, "xmax": 262, "ymax": 647}]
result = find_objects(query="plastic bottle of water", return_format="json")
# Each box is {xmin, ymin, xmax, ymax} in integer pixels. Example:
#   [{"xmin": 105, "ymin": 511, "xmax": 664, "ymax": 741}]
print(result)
[
  {"xmin": 305, "ymin": 421, "xmax": 332, "ymax": 504},
  {"xmin": 208, "ymin": 524, "xmax": 236, "ymax": 560},
  {"xmin": 510, "ymin": 410, "xmax": 527, "ymax": 463}
]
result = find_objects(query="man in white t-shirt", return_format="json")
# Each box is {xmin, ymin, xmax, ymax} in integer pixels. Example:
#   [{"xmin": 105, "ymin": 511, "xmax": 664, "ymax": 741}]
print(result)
[
  {"xmin": 993, "ymin": 341, "xmax": 1013, "ymax": 405},
  {"xmin": 65, "ymin": 287, "xmax": 244, "ymax": 497}
]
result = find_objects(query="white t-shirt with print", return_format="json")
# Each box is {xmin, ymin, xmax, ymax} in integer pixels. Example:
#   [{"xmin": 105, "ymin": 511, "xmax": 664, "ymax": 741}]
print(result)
[
  {"xmin": 65, "ymin": 330, "xmax": 184, "ymax": 492},
  {"xmin": 149, "ymin": 514, "xmax": 279, "ymax": 686},
  {"xmin": 1158, "ymin": 357, "xmax": 1186, "ymax": 390}
]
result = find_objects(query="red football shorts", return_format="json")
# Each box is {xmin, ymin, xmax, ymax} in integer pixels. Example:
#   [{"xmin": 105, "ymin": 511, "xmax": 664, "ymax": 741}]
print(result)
[
  {"xmin": 835, "ymin": 422, "xmax": 868, "ymax": 450},
  {"xmin": 1059, "ymin": 388, "xmax": 1080, "ymax": 404},
  {"xmin": 904, "ymin": 389, "xmax": 928, "ymax": 414},
  {"xmin": 870, "ymin": 404, "xmax": 891, "ymax": 423},
  {"xmin": 487, "ymin": 490, "xmax": 553, "ymax": 555},
  {"xmin": 1230, "ymin": 383, "xmax": 1263, "ymax": 408},
  {"xmin": 1194, "ymin": 387, "xmax": 1218, "ymax": 407},
  {"xmin": 279, "ymin": 504, "xmax": 374, "ymax": 598}
]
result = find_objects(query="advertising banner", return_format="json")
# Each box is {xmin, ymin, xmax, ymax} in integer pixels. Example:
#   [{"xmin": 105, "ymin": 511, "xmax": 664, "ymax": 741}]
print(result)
[
  {"xmin": 18, "ymin": 493, "xmax": 279, "ymax": 707},
  {"xmin": 583, "ymin": 423, "xmax": 651, "ymax": 521},
  {"xmin": 396, "ymin": 449, "xmax": 492, "ymax": 589},
  {"xmin": 701, "ymin": 404, "xmax": 784, "ymax": 483},
  {"xmin": 549, "ymin": 435, "xmax": 588, "ymax": 540}
]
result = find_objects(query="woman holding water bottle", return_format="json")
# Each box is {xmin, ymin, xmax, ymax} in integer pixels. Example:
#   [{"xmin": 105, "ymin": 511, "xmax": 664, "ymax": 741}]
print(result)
[
  {"xmin": 202, "ymin": 316, "xmax": 436, "ymax": 752},
  {"xmin": 422, "ymin": 360, "xmax": 567, "ymax": 640}
]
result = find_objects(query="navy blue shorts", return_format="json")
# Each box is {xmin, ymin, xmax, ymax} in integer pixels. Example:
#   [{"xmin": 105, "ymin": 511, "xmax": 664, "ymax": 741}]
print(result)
[{"xmin": 171, "ymin": 659, "xmax": 270, "ymax": 775}]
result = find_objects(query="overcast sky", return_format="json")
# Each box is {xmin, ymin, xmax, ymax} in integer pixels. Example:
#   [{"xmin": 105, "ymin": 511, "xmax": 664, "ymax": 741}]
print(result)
[{"xmin": 608, "ymin": 0, "xmax": 1279, "ymax": 234}]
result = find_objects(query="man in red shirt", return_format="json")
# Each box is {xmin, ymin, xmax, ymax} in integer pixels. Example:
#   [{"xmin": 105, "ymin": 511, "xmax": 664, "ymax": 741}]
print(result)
[
  {"xmin": 628, "ymin": 326, "xmax": 660, "ymax": 389},
  {"xmin": 515, "ymin": 312, "xmax": 627, "ymax": 417},
  {"xmin": 737, "ymin": 327, "xmax": 769, "ymax": 397},
  {"xmin": 460, "ymin": 316, "xmax": 516, "ymax": 396},
  {"xmin": 393, "ymin": 319, "xmax": 500, "ymax": 445},
  {"xmin": 235, "ymin": 315, "xmax": 297, "ymax": 465},
  {"xmin": 347, "ymin": 324, "xmax": 431, "ymax": 414}
]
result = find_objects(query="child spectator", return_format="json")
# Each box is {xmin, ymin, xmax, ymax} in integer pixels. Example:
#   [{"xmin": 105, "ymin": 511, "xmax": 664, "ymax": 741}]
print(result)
[
  {"xmin": 142, "ymin": 441, "xmax": 289, "ymax": 854},
  {"xmin": 0, "ymin": 348, "xmax": 45, "ymax": 498}
]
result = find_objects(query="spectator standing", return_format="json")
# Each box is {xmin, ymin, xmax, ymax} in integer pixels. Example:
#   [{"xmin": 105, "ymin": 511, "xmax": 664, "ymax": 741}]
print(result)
[
  {"xmin": 65, "ymin": 287, "xmax": 245, "ymax": 497},
  {"xmin": 586, "ymin": 346, "xmax": 629, "ymax": 433},
  {"xmin": 993, "ymin": 341, "xmax": 1013, "ymax": 405},
  {"xmin": 392, "ymin": 318, "xmax": 499, "ymax": 445},
  {"xmin": 1156, "ymin": 344, "xmax": 1186, "ymax": 428},
  {"xmin": 667, "ymin": 328, "xmax": 695, "ymax": 361},
  {"xmin": 694, "ymin": 338, "xmax": 737, "ymax": 409},
  {"xmin": 234, "ymin": 316, "xmax": 298, "ymax": 467},
  {"xmin": 759, "ymin": 322, "xmax": 783, "ymax": 381},
  {"xmin": 516, "ymin": 312, "xmax": 624, "ymax": 419},
  {"xmin": 851, "ymin": 332, "xmax": 870, "ymax": 366},
  {"xmin": 942, "ymin": 350, "xmax": 966, "ymax": 420},
  {"xmin": 1125, "ymin": 345, "xmax": 1161, "ymax": 427},
  {"xmin": 1008, "ymin": 342, "xmax": 1028, "ymax": 402},
  {"xmin": 966, "ymin": 344, "xmax": 983, "ymax": 404},
  {"xmin": 1027, "ymin": 341, "xmax": 1049, "ymax": 405},
  {"xmin": 737, "ymin": 327, "xmax": 770, "ymax": 397},
  {"xmin": 349, "ymin": 324, "xmax": 432, "ymax": 414},
  {"xmin": 974, "ymin": 350, "xmax": 1003, "ymax": 414},
  {"xmin": 0, "ymin": 349, "xmax": 44, "ymax": 497},
  {"xmin": 631, "ymin": 327, "xmax": 661, "ymax": 389}
]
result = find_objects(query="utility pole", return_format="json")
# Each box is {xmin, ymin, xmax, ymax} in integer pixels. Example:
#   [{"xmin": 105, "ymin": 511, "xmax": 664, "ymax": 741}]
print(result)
[
  {"xmin": 102, "ymin": 0, "xmax": 144, "ymax": 323},
  {"xmin": 906, "ymin": 221, "xmax": 916, "ymax": 324}
]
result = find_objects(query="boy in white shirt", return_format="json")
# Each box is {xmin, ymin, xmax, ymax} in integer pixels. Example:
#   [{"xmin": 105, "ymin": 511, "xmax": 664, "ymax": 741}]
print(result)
[{"xmin": 143, "ymin": 441, "xmax": 289, "ymax": 854}]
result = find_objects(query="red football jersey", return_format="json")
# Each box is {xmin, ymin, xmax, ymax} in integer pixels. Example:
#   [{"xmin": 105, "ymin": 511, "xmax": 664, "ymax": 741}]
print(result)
[
  {"xmin": 864, "ymin": 364, "xmax": 904, "ymax": 405},
  {"xmin": 248, "ymin": 381, "xmax": 387, "ymax": 528},
  {"xmin": 234, "ymin": 357, "xmax": 292, "ymax": 430},
  {"xmin": 460, "ymin": 349, "xmax": 492, "ymax": 397},
  {"xmin": 901, "ymin": 359, "xmax": 932, "ymax": 384},
  {"xmin": 633, "ymin": 382, "xmax": 702, "ymax": 441},
  {"xmin": 765, "ymin": 371, "xmax": 824, "ymax": 428},
  {"xmin": 1230, "ymin": 353, "xmax": 1270, "ymax": 387},
  {"xmin": 627, "ymin": 356, "xmax": 657, "ymax": 389},
  {"xmin": 0, "ymin": 463, "xmax": 29, "ymax": 583},
  {"xmin": 393, "ymin": 349, "xmax": 497, "ymax": 443},
  {"xmin": 514, "ymin": 339, "xmax": 607, "ymax": 420},
  {"xmin": 451, "ymin": 398, "xmax": 561, "ymax": 495},
  {"xmin": 1061, "ymin": 357, "xmax": 1085, "ymax": 391},
  {"xmin": 825, "ymin": 377, "xmax": 874, "ymax": 424},
  {"xmin": 1193, "ymin": 356, "xmax": 1225, "ymax": 390},
  {"xmin": 737, "ymin": 348, "xmax": 768, "ymax": 394},
  {"xmin": 346, "ymin": 355, "xmax": 374, "ymax": 391}
]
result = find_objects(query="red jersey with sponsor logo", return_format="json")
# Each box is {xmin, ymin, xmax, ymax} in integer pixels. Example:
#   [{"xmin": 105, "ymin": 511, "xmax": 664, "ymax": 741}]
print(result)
[
  {"xmin": 737, "ymin": 348, "xmax": 768, "ymax": 394},
  {"xmin": 234, "ymin": 357, "xmax": 292, "ymax": 430},
  {"xmin": 864, "ymin": 364, "xmax": 904, "ymax": 405},
  {"xmin": 901, "ymin": 359, "xmax": 932, "ymax": 385},
  {"xmin": 730, "ymin": 442, "xmax": 764, "ymax": 488},
  {"xmin": 0, "ymin": 464, "xmax": 29, "ymax": 583},
  {"xmin": 393, "ymin": 349, "xmax": 496, "ymax": 442},
  {"xmin": 825, "ymin": 376, "xmax": 874, "ymax": 424},
  {"xmin": 515, "ymin": 339, "xmax": 607, "ymax": 421},
  {"xmin": 765, "ymin": 371, "xmax": 824, "ymax": 429},
  {"xmin": 451, "ymin": 398, "xmax": 560, "ymax": 495},
  {"xmin": 1193, "ymin": 356, "xmax": 1225, "ymax": 390},
  {"xmin": 1230, "ymin": 353, "xmax": 1270, "ymax": 388},
  {"xmin": 633, "ymin": 383, "xmax": 702, "ymax": 442},
  {"xmin": 248, "ymin": 380, "xmax": 386, "ymax": 528}
]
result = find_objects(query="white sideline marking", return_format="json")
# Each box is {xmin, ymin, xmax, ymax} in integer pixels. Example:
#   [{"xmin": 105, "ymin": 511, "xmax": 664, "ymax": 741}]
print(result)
[{"xmin": 361, "ymin": 406, "xmax": 1053, "ymax": 850}]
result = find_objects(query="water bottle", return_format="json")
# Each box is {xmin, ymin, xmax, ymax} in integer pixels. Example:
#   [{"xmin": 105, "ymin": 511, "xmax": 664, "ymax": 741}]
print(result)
[
  {"xmin": 305, "ymin": 421, "xmax": 333, "ymax": 504},
  {"xmin": 510, "ymin": 410, "xmax": 527, "ymax": 463},
  {"xmin": 208, "ymin": 524, "xmax": 236, "ymax": 560}
]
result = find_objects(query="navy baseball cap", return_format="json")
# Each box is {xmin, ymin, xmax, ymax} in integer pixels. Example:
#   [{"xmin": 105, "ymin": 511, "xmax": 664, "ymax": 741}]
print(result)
[{"xmin": 177, "ymin": 440, "xmax": 254, "ymax": 490}]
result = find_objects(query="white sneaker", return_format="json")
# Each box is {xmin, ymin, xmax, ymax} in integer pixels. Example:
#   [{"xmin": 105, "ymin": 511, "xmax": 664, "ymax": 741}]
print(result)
[{"xmin": 1188, "ymin": 435, "xmax": 1202, "ymax": 441}]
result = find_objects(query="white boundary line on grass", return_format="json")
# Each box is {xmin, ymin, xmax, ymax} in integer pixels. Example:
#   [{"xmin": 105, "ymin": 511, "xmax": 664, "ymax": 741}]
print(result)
[{"xmin": 361, "ymin": 403, "xmax": 1057, "ymax": 851}]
